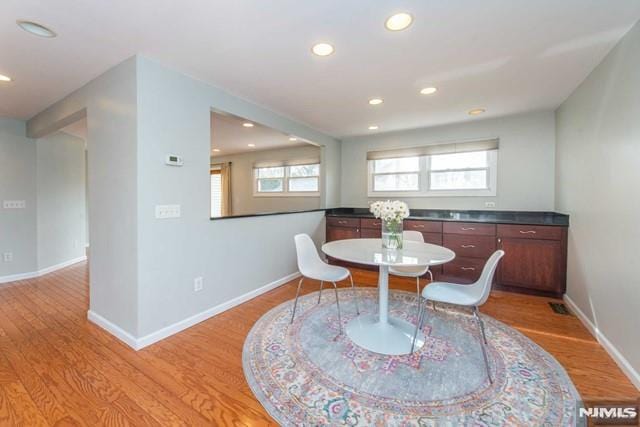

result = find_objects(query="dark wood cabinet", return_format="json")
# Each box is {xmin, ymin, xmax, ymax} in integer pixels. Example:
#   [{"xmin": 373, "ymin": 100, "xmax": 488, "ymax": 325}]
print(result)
[
  {"xmin": 326, "ymin": 217, "xmax": 360, "ymax": 242},
  {"xmin": 325, "ymin": 215, "xmax": 568, "ymax": 297},
  {"xmin": 496, "ymin": 225, "xmax": 567, "ymax": 296}
]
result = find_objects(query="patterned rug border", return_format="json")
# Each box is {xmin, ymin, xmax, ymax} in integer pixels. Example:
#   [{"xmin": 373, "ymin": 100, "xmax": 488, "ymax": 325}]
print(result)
[{"xmin": 242, "ymin": 288, "xmax": 582, "ymax": 426}]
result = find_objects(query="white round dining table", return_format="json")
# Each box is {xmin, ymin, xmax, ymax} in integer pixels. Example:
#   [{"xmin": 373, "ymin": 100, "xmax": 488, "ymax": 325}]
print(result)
[{"xmin": 322, "ymin": 238, "xmax": 455, "ymax": 356}]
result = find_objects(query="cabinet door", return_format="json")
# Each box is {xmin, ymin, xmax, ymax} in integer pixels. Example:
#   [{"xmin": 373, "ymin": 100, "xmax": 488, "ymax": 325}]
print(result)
[
  {"xmin": 361, "ymin": 228, "xmax": 381, "ymax": 238},
  {"xmin": 497, "ymin": 237, "xmax": 563, "ymax": 293},
  {"xmin": 326, "ymin": 226, "xmax": 360, "ymax": 242}
]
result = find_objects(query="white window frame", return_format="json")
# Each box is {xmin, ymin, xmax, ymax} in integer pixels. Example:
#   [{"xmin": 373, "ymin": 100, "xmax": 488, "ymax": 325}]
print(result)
[
  {"xmin": 367, "ymin": 150, "xmax": 498, "ymax": 197},
  {"xmin": 254, "ymin": 163, "xmax": 321, "ymax": 197}
]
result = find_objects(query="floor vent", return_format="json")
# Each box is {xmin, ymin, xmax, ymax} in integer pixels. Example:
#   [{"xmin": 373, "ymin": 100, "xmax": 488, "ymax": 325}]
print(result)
[{"xmin": 549, "ymin": 302, "xmax": 571, "ymax": 315}]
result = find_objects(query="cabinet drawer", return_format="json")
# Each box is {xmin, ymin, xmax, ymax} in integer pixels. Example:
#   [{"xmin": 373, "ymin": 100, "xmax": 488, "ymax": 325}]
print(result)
[
  {"xmin": 443, "ymin": 222, "xmax": 496, "ymax": 236},
  {"xmin": 327, "ymin": 217, "xmax": 360, "ymax": 228},
  {"xmin": 361, "ymin": 228, "xmax": 381, "ymax": 238},
  {"xmin": 443, "ymin": 257, "xmax": 485, "ymax": 283},
  {"xmin": 361, "ymin": 218, "xmax": 382, "ymax": 229},
  {"xmin": 422, "ymin": 232, "xmax": 443, "ymax": 246},
  {"xmin": 404, "ymin": 220, "xmax": 442, "ymax": 233},
  {"xmin": 497, "ymin": 224, "xmax": 563, "ymax": 240},
  {"xmin": 444, "ymin": 234, "xmax": 495, "ymax": 259}
]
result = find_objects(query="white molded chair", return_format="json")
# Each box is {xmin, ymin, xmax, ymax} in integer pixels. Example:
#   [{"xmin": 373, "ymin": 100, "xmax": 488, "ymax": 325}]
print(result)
[
  {"xmin": 411, "ymin": 250, "xmax": 505, "ymax": 384},
  {"xmin": 291, "ymin": 234, "xmax": 359, "ymax": 334},
  {"xmin": 389, "ymin": 231, "xmax": 433, "ymax": 311}
]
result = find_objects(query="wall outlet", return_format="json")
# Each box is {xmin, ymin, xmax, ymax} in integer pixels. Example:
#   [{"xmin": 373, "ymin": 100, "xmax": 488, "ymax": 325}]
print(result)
[
  {"xmin": 194, "ymin": 276, "xmax": 203, "ymax": 292},
  {"xmin": 3, "ymin": 200, "xmax": 26, "ymax": 209},
  {"xmin": 484, "ymin": 201, "xmax": 496, "ymax": 208},
  {"xmin": 3, "ymin": 252, "xmax": 13, "ymax": 262},
  {"xmin": 155, "ymin": 204, "xmax": 181, "ymax": 219}
]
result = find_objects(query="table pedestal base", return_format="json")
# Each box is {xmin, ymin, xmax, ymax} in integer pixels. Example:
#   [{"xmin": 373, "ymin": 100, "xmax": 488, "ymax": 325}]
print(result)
[{"xmin": 345, "ymin": 314, "xmax": 425, "ymax": 356}]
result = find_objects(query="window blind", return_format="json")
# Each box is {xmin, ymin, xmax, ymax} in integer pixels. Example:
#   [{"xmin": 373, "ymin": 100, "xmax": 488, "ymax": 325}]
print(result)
[
  {"xmin": 253, "ymin": 158, "xmax": 320, "ymax": 168},
  {"xmin": 366, "ymin": 138, "xmax": 499, "ymax": 161}
]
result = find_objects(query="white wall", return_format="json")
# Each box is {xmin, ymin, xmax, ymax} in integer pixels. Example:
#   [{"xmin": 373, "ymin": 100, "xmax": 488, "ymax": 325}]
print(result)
[
  {"xmin": 0, "ymin": 118, "xmax": 37, "ymax": 278},
  {"xmin": 213, "ymin": 145, "xmax": 321, "ymax": 216},
  {"xmin": 556, "ymin": 20, "xmax": 640, "ymax": 388},
  {"xmin": 135, "ymin": 56, "xmax": 338, "ymax": 336},
  {"xmin": 36, "ymin": 131, "xmax": 87, "ymax": 270},
  {"xmin": 27, "ymin": 57, "xmax": 140, "ymax": 336},
  {"xmin": 340, "ymin": 111, "xmax": 556, "ymax": 211},
  {"xmin": 26, "ymin": 55, "xmax": 339, "ymax": 343}
]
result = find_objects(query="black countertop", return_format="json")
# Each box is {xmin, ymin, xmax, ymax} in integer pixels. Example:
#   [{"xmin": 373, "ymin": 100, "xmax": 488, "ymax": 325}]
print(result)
[{"xmin": 326, "ymin": 207, "xmax": 569, "ymax": 226}]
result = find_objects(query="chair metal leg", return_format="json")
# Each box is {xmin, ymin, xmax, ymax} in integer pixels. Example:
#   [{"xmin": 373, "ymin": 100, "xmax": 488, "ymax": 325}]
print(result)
[
  {"xmin": 415, "ymin": 276, "xmax": 422, "ymax": 323},
  {"xmin": 331, "ymin": 282, "xmax": 343, "ymax": 334},
  {"xmin": 290, "ymin": 278, "xmax": 305, "ymax": 324},
  {"xmin": 432, "ymin": 300, "xmax": 437, "ymax": 311},
  {"xmin": 427, "ymin": 269, "xmax": 433, "ymax": 282},
  {"xmin": 411, "ymin": 298, "xmax": 426, "ymax": 353},
  {"xmin": 349, "ymin": 274, "xmax": 360, "ymax": 315},
  {"xmin": 317, "ymin": 281, "xmax": 324, "ymax": 304},
  {"xmin": 473, "ymin": 306, "xmax": 493, "ymax": 384}
]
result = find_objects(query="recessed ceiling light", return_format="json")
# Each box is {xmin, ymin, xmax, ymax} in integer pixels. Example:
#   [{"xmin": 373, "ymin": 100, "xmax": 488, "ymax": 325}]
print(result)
[
  {"xmin": 289, "ymin": 137, "xmax": 298, "ymax": 141},
  {"xmin": 312, "ymin": 43, "xmax": 334, "ymax": 57},
  {"xmin": 17, "ymin": 20, "xmax": 57, "ymax": 38},
  {"xmin": 247, "ymin": 143, "xmax": 256, "ymax": 147},
  {"xmin": 0, "ymin": 74, "xmax": 12, "ymax": 82},
  {"xmin": 368, "ymin": 125, "xmax": 379, "ymax": 130},
  {"xmin": 385, "ymin": 13, "xmax": 413, "ymax": 31},
  {"xmin": 212, "ymin": 148, "xmax": 220, "ymax": 152},
  {"xmin": 242, "ymin": 122, "xmax": 254, "ymax": 128},
  {"xmin": 468, "ymin": 108, "xmax": 486, "ymax": 116},
  {"xmin": 369, "ymin": 98, "xmax": 383, "ymax": 105},
  {"xmin": 420, "ymin": 87, "xmax": 437, "ymax": 95}
]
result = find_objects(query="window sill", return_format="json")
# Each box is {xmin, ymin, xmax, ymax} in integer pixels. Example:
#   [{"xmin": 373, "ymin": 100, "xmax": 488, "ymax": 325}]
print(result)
[
  {"xmin": 368, "ymin": 189, "xmax": 496, "ymax": 198},
  {"xmin": 253, "ymin": 192, "xmax": 321, "ymax": 198}
]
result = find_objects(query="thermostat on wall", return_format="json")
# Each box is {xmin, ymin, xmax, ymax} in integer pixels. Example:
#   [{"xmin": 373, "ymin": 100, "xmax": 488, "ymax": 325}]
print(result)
[{"xmin": 165, "ymin": 154, "xmax": 183, "ymax": 166}]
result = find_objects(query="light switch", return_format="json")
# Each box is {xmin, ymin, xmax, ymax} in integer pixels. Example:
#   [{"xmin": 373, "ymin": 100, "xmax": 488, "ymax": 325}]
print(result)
[
  {"xmin": 3, "ymin": 200, "xmax": 26, "ymax": 209},
  {"xmin": 155, "ymin": 204, "xmax": 181, "ymax": 219}
]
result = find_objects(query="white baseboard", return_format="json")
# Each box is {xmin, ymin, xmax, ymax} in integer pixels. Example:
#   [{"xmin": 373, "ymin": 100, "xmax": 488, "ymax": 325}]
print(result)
[
  {"xmin": 0, "ymin": 255, "xmax": 87, "ymax": 285},
  {"xmin": 88, "ymin": 271, "xmax": 301, "ymax": 351},
  {"xmin": 564, "ymin": 295, "xmax": 640, "ymax": 390},
  {"xmin": 87, "ymin": 310, "xmax": 139, "ymax": 349}
]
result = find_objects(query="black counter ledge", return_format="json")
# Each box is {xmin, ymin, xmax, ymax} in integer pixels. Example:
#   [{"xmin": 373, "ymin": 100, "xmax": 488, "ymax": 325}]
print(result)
[
  {"xmin": 325, "ymin": 207, "xmax": 569, "ymax": 227},
  {"xmin": 211, "ymin": 208, "xmax": 326, "ymax": 220}
]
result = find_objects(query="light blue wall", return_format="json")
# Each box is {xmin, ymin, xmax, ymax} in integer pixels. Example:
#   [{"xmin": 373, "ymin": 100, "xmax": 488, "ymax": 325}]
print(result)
[
  {"xmin": 36, "ymin": 131, "xmax": 87, "ymax": 269},
  {"xmin": 135, "ymin": 57, "xmax": 337, "ymax": 335},
  {"xmin": 0, "ymin": 118, "xmax": 37, "ymax": 277},
  {"xmin": 556, "ymin": 20, "xmax": 640, "ymax": 386},
  {"xmin": 26, "ymin": 55, "xmax": 339, "ymax": 340}
]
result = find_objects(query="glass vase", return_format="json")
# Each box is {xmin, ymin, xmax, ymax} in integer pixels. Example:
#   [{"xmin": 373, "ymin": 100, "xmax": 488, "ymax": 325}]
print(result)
[{"xmin": 381, "ymin": 220, "xmax": 403, "ymax": 249}]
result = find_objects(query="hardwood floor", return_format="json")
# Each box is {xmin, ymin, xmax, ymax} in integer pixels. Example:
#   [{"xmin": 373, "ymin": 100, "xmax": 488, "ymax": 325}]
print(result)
[{"xmin": 0, "ymin": 262, "xmax": 637, "ymax": 425}]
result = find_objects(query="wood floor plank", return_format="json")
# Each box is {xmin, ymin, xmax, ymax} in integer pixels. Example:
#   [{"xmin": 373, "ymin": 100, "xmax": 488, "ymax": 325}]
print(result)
[{"xmin": 0, "ymin": 260, "xmax": 637, "ymax": 427}]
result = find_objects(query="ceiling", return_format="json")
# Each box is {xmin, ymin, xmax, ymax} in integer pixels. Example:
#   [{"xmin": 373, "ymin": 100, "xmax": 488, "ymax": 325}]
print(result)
[
  {"xmin": 3, "ymin": 1, "xmax": 640, "ymax": 138},
  {"xmin": 211, "ymin": 112, "xmax": 310, "ymax": 156}
]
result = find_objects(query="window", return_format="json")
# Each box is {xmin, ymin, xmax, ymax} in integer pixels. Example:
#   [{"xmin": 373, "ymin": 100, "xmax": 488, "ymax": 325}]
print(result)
[
  {"xmin": 368, "ymin": 149, "xmax": 497, "ymax": 197},
  {"xmin": 256, "ymin": 166, "xmax": 285, "ymax": 192},
  {"xmin": 371, "ymin": 157, "xmax": 420, "ymax": 192},
  {"xmin": 210, "ymin": 170, "xmax": 222, "ymax": 217},
  {"xmin": 254, "ymin": 163, "xmax": 320, "ymax": 196},
  {"xmin": 429, "ymin": 151, "xmax": 490, "ymax": 191}
]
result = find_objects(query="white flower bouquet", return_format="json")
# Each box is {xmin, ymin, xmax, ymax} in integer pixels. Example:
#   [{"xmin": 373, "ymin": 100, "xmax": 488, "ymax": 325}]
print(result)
[{"xmin": 369, "ymin": 200, "xmax": 410, "ymax": 249}]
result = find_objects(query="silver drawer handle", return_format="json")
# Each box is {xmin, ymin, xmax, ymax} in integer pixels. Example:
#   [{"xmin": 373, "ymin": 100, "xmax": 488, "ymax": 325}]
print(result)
[
  {"xmin": 519, "ymin": 230, "xmax": 536, "ymax": 234},
  {"xmin": 461, "ymin": 267, "xmax": 476, "ymax": 271},
  {"xmin": 338, "ymin": 221, "xmax": 347, "ymax": 224},
  {"xmin": 413, "ymin": 224, "xmax": 425, "ymax": 228},
  {"xmin": 461, "ymin": 227, "xmax": 475, "ymax": 231},
  {"xmin": 461, "ymin": 244, "xmax": 476, "ymax": 248}
]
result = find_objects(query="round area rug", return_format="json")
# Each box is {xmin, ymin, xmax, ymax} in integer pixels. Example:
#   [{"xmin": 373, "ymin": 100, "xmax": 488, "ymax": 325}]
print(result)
[{"xmin": 243, "ymin": 288, "xmax": 581, "ymax": 426}]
